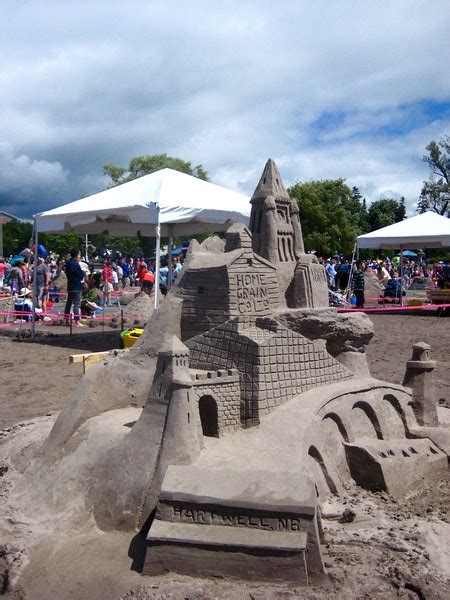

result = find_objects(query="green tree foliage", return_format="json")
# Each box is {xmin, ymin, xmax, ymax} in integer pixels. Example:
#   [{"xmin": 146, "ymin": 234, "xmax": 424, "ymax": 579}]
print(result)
[
  {"xmin": 367, "ymin": 198, "xmax": 406, "ymax": 232},
  {"xmin": 418, "ymin": 136, "xmax": 449, "ymax": 216},
  {"xmin": 2, "ymin": 220, "xmax": 33, "ymax": 256},
  {"xmin": 288, "ymin": 179, "xmax": 366, "ymax": 256},
  {"xmin": 103, "ymin": 153, "xmax": 208, "ymax": 186},
  {"xmin": 40, "ymin": 232, "xmax": 85, "ymax": 257},
  {"xmin": 90, "ymin": 232, "xmax": 143, "ymax": 256}
]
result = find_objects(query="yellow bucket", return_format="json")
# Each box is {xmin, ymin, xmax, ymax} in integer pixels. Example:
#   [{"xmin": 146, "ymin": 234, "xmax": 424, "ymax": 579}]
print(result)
[{"xmin": 121, "ymin": 327, "xmax": 144, "ymax": 348}]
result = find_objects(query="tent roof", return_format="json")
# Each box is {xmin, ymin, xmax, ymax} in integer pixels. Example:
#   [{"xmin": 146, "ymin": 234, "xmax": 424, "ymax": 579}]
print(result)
[
  {"xmin": 35, "ymin": 168, "xmax": 250, "ymax": 236},
  {"xmin": 357, "ymin": 211, "xmax": 450, "ymax": 249}
]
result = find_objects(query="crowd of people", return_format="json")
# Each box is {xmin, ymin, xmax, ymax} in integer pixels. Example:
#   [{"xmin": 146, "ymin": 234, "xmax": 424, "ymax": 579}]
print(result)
[
  {"xmin": 0, "ymin": 247, "xmax": 186, "ymax": 324},
  {"xmin": 0, "ymin": 244, "xmax": 448, "ymax": 323},
  {"xmin": 321, "ymin": 254, "xmax": 450, "ymax": 309}
]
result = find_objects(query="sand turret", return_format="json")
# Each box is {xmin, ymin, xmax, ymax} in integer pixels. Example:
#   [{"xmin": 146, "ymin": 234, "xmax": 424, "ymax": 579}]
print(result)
[{"xmin": 249, "ymin": 158, "xmax": 304, "ymax": 263}]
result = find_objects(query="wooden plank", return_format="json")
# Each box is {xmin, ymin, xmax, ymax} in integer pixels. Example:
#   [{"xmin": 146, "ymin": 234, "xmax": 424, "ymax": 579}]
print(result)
[
  {"xmin": 83, "ymin": 352, "xmax": 110, "ymax": 374},
  {"xmin": 69, "ymin": 351, "xmax": 110, "ymax": 365},
  {"xmin": 69, "ymin": 354, "xmax": 85, "ymax": 364}
]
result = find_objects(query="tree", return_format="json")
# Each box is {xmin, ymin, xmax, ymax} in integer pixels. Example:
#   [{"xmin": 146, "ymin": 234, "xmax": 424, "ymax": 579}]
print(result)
[
  {"xmin": 103, "ymin": 153, "xmax": 208, "ymax": 186},
  {"xmin": 288, "ymin": 179, "xmax": 365, "ymax": 256},
  {"xmin": 418, "ymin": 136, "xmax": 449, "ymax": 216},
  {"xmin": 40, "ymin": 232, "xmax": 85, "ymax": 257},
  {"xmin": 350, "ymin": 186, "xmax": 370, "ymax": 232},
  {"xmin": 367, "ymin": 198, "xmax": 406, "ymax": 232},
  {"xmin": 2, "ymin": 220, "xmax": 33, "ymax": 256},
  {"xmin": 90, "ymin": 232, "xmax": 144, "ymax": 256}
]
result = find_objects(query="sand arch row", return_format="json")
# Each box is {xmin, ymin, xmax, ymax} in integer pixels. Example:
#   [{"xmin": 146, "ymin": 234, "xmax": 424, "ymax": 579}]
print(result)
[
  {"xmin": 303, "ymin": 387, "xmax": 420, "ymax": 498},
  {"xmin": 318, "ymin": 390, "xmax": 414, "ymax": 444}
]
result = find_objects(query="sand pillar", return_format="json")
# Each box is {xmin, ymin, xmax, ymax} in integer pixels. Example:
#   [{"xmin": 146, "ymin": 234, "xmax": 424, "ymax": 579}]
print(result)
[{"xmin": 403, "ymin": 342, "xmax": 438, "ymax": 427}]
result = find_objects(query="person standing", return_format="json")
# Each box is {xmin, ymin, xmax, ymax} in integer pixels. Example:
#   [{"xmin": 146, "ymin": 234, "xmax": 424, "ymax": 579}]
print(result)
[
  {"xmin": 352, "ymin": 260, "xmax": 366, "ymax": 309},
  {"xmin": 335, "ymin": 259, "xmax": 350, "ymax": 291},
  {"xmin": 0, "ymin": 258, "xmax": 6, "ymax": 289},
  {"xmin": 33, "ymin": 257, "xmax": 51, "ymax": 308},
  {"xmin": 64, "ymin": 248, "xmax": 86, "ymax": 326},
  {"xmin": 121, "ymin": 259, "xmax": 131, "ymax": 288},
  {"xmin": 7, "ymin": 260, "xmax": 24, "ymax": 295},
  {"xmin": 101, "ymin": 261, "xmax": 114, "ymax": 305},
  {"xmin": 326, "ymin": 258, "xmax": 337, "ymax": 290}
]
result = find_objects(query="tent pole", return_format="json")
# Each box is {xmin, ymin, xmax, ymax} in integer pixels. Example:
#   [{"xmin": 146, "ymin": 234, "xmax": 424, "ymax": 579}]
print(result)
[
  {"xmin": 31, "ymin": 218, "xmax": 38, "ymax": 338},
  {"xmin": 346, "ymin": 243, "xmax": 357, "ymax": 305},
  {"xmin": 400, "ymin": 245, "xmax": 404, "ymax": 307},
  {"xmin": 154, "ymin": 204, "xmax": 161, "ymax": 309},
  {"xmin": 85, "ymin": 233, "xmax": 89, "ymax": 262},
  {"xmin": 167, "ymin": 225, "xmax": 173, "ymax": 292}
]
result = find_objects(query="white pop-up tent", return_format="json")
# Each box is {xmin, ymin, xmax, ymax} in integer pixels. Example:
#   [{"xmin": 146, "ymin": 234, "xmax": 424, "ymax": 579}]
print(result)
[
  {"xmin": 357, "ymin": 211, "xmax": 450, "ymax": 249},
  {"xmin": 32, "ymin": 168, "xmax": 251, "ymax": 334},
  {"xmin": 356, "ymin": 211, "xmax": 450, "ymax": 306},
  {"xmin": 35, "ymin": 168, "xmax": 251, "ymax": 238}
]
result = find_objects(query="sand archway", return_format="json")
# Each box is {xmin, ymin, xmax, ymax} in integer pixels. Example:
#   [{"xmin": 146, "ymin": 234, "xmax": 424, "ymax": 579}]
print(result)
[{"xmin": 198, "ymin": 395, "xmax": 219, "ymax": 437}]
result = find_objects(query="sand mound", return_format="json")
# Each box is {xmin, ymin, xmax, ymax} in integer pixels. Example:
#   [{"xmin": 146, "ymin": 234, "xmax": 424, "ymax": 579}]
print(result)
[
  {"xmin": 122, "ymin": 291, "xmax": 153, "ymax": 326},
  {"xmin": 365, "ymin": 268, "xmax": 384, "ymax": 298}
]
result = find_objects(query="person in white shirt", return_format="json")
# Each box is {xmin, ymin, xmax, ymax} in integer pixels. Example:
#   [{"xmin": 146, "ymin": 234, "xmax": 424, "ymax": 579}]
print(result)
[{"xmin": 14, "ymin": 287, "xmax": 44, "ymax": 322}]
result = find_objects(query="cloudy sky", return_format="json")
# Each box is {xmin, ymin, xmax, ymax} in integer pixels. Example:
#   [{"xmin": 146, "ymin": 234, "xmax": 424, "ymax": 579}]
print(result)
[{"xmin": 1, "ymin": 0, "xmax": 449, "ymax": 218}]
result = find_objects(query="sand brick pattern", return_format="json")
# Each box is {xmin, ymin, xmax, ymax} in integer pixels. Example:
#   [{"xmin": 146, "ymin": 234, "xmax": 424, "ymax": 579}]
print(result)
[
  {"xmin": 192, "ymin": 374, "xmax": 241, "ymax": 432},
  {"xmin": 187, "ymin": 317, "xmax": 352, "ymax": 423}
]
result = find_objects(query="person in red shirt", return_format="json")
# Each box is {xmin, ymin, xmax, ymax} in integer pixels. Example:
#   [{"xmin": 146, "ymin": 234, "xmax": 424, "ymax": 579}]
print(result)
[
  {"xmin": 142, "ymin": 270, "xmax": 155, "ymax": 296},
  {"xmin": 137, "ymin": 260, "xmax": 148, "ymax": 285},
  {"xmin": 0, "ymin": 258, "xmax": 6, "ymax": 288},
  {"xmin": 101, "ymin": 261, "xmax": 114, "ymax": 306}
]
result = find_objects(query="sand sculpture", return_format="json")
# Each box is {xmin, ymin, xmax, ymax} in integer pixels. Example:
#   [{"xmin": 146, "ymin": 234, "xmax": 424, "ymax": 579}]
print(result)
[{"xmin": 39, "ymin": 159, "xmax": 450, "ymax": 586}]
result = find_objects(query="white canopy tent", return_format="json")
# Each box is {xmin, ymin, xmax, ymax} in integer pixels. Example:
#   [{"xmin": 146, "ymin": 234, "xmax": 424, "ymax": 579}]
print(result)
[
  {"xmin": 356, "ymin": 211, "xmax": 450, "ymax": 306},
  {"xmin": 357, "ymin": 211, "xmax": 450, "ymax": 249},
  {"xmin": 32, "ymin": 168, "xmax": 251, "ymax": 334}
]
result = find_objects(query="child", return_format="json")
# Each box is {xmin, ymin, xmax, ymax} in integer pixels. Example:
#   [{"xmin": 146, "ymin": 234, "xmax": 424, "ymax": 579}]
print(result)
[{"xmin": 101, "ymin": 261, "xmax": 113, "ymax": 306}]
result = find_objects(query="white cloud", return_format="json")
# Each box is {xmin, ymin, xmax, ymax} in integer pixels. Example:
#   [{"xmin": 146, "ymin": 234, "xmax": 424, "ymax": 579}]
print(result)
[{"xmin": 0, "ymin": 0, "xmax": 449, "ymax": 216}]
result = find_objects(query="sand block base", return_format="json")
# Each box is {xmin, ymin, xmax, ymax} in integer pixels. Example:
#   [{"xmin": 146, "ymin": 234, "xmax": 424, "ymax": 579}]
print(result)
[
  {"xmin": 409, "ymin": 425, "xmax": 450, "ymax": 459},
  {"xmin": 144, "ymin": 465, "xmax": 324, "ymax": 584},
  {"xmin": 146, "ymin": 520, "xmax": 308, "ymax": 583},
  {"xmin": 345, "ymin": 438, "xmax": 447, "ymax": 496}
]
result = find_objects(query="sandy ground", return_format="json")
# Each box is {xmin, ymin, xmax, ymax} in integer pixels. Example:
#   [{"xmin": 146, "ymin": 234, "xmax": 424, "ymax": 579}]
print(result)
[
  {"xmin": 0, "ymin": 331, "xmax": 121, "ymax": 428},
  {"xmin": 0, "ymin": 313, "xmax": 449, "ymax": 599}
]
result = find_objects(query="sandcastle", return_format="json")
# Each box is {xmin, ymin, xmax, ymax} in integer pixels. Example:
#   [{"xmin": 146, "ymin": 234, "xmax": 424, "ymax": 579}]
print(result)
[{"xmin": 40, "ymin": 160, "xmax": 449, "ymax": 586}]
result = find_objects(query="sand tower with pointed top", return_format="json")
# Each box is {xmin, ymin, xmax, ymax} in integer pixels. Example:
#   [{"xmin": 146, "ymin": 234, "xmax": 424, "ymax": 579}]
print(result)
[{"xmin": 249, "ymin": 159, "xmax": 329, "ymax": 308}]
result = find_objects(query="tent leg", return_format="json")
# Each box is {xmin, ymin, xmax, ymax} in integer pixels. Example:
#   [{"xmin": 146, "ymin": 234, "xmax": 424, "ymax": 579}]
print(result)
[
  {"xmin": 154, "ymin": 204, "xmax": 161, "ymax": 309},
  {"xmin": 85, "ymin": 233, "xmax": 89, "ymax": 262},
  {"xmin": 31, "ymin": 220, "xmax": 38, "ymax": 338},
  {"xmin": 400, "ymin": 246, "xmax": 404, "ymax": 307},
  {"xmin": 167, "ymin": 225, "xmax": 173, "ymax": 292},
  {"xmin": 346, "ymin": 243, "xmax": 357, "ymax": 305}
]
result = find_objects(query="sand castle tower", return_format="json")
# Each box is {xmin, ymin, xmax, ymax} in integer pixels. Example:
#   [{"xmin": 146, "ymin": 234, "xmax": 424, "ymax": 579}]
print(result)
[
  {"xmin": 249, "ymin": 158, "xmax": 304, "ymax": 263},
  {"xmin": 249, "ymin": 159, "xmax": 328, "ymax": 308},
  {"xmin": 136, "ymin": 336, "xmax": 203, "ymax": 525},
  {"xmin": 156, "ymin": 336, "xmax": 203, "ymax": 465}
]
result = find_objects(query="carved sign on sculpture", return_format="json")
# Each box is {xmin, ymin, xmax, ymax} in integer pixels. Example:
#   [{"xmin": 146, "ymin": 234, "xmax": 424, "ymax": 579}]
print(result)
[
  {"xmin": 235, "ymin": 272, "xmax": 270, "ymax": 314},
  {"xmin": 169, "ymin": 504, "xmax": 305, "ymax": 531},
  {"xmin": 294, "ymin": 259, "xmax": 329, "ymax": 308}
]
